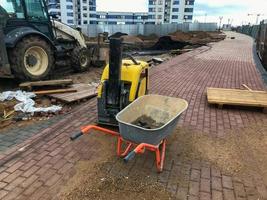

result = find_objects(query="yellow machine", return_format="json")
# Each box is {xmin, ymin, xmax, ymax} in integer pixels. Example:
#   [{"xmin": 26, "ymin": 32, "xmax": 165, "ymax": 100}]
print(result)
[{"xmin": 97, "ymin": 38, "xmax": 149, "ymax": 125}]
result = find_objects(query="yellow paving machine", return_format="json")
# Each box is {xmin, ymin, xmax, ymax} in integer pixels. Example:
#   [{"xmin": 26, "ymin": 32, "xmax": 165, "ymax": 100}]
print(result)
[{"xmin": 97, "ymin": 38, "xmax": 149, "ymax": 126}]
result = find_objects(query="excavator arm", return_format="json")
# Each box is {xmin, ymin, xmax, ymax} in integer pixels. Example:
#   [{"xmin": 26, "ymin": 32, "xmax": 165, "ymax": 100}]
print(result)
[{"xmin": 52, "ymin": 20, "xmax": 87, "ymax": 48}]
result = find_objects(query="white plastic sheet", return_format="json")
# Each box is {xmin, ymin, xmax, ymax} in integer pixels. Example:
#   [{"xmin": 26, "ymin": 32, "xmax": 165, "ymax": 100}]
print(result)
[{"xmin": 0, "ymin": 91, "xmax": 62, "ymax": 114}]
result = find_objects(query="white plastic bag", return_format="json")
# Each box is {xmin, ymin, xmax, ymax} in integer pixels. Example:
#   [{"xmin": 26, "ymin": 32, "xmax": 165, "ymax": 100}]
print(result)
[{"xmin": 0, "ymin": 90, "xmax": 62, "ymax": 114}]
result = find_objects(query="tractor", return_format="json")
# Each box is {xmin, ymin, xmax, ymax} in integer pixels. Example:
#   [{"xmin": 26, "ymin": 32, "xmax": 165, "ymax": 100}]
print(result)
[{"xmin": 0, "ymin": 0, "xmax": 91, "ymax": 81}]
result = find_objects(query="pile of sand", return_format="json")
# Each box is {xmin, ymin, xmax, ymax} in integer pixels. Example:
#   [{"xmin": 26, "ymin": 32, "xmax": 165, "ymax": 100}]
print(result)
[{"xmin": 121, "ymin": 35, "xmax": 144, "ymax": 44}]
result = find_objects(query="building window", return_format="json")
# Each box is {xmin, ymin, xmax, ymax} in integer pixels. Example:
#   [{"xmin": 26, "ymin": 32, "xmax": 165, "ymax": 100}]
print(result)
[
  {"xmin": 48, "ymin": 4, "xmax": 58, "ymax": 9},
  {"xmin": 90, "ymin": 14, "xmax": 96, "ymax": 18},
  {"xmin": 66, "ymin": 5, "xmax": 73, "ymax": 9},
  {"xmin": 99, "ymin": 15, "xmax": 106, "ymax": 19},
  {"xmin": 173, "ymin": 1, "xmax": 179, "ymax": 5},
  {"xmin": 67, "ymin": 12, "xmax": 73, "ymax": 17},
  {"xmin": 149, "ymin": 8, "xmax": 156, "ymax": 12},
  {"xmin": 157, "ymin": 15, "xmax": 162, "ymax": 19},
  {"xmin": 83, "ymin": 6, "xmax": 87, "ymax": 11},
  {"xmin": 83, "ymin": 0, "xmax": 87, "ymax": 3},
  {"xmin": 89, "ymin": 6, "xmax": 96, "ymax": 11},
  {"xmin": 158, "ymin": 0, "xmax": 163, "ymax": 5},
  {"xmin": 184, "ymin": 8, "xmax": 193, "ymax": 12},
  {"xmin": 66, "ymin": 0, "xmax": 72, "ymax": 2},
  {"xmin": 185, "ymin": 0, "xmax": 194, "ymax": 5},
  {"xmin": 149, "ymin": 0, "xmax": 155, "ymax": 5},
  {"xmin": 158, "ymin": 8, "xmax": 162, "ymax": 12},
  {"xmin": 89, "ymin": 1, "xmax": 95, "ymax": 5},
  {"xmin": 83, "ymin": 20, "xmax": 88, "ymax": 24},
  {"xmin": 184, "ymin": 15, "xmax": 193, "ymax": 20},
  {"xmin": 172, "ymin": 15, "xmax": 178, "ymax": 19},
  {"xmin": 172, "ymin": 8, "xmax": 179, "ymax": 12},
  {"xmin": 90, "ymin": 21, "xmax": 96, "ymax": 24},
  {"xmin": 148, "ymin": 15, "xmax": 155, "ymax": 19},
  {"xmin": 83, "ymin": 13, "xmax": 87, "ymax": 17},
  {"xmin": 67, "ymin": 19, "xmax": 73, "ymax": 24}
]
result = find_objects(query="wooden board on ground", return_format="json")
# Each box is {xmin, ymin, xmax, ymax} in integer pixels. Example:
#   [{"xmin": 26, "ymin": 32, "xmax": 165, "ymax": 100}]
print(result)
[
  {"xmin": 48, "ymin": 84, "xmax": 97, "ymax": 103},
  {"xmin": 207, "ymin": 87, "xmax": 267, "ymax": 108},
  {"xmin": 19, "ymin": 79, "xmax": 73, "ymax": 89},
  {"xmin": 34, "ymin": 88, "xmax": 77, "ymax": 95}
]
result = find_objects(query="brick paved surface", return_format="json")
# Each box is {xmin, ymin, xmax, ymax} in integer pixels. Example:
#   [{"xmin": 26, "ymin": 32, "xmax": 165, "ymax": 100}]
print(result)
[
  {"xmin": 0, "ymin": 32, "xmax": 266, "ymax": 200},
  {"xmin": 0, "ymin": 117, "xmax": 62, "ymax": 153}
]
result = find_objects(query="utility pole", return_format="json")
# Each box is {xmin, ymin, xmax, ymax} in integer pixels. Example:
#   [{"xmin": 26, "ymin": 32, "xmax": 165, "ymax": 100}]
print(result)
[
  {"xmin": 219, "ymin": 16, "xmax": 223, "ymax": 31},
  {"xmin": 248, "ymin": 13, "xmax": 263, "ymax": 25}
]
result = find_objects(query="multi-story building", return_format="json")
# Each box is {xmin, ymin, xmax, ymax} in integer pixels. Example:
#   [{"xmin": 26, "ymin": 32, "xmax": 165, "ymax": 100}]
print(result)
[
  {"xmin": 96, "ymin": 12, "xmax": 148, "ymax": 25},
  {"xmin": 47, "ymin": 0, "xmax": 194, "ymax": 26},
  {"xmin": 147, "ymin": 0, "xmax": 194, "ymax": 24},
  {"xmin": 47, "ymin": 0, "xmax": 97, "ymax": 26}
]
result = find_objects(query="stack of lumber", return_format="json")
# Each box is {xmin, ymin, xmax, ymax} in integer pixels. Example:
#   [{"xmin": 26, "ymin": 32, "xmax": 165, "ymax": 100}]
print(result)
[
  {"xmin": 207, "ymin": 85, "xmax": 267, "ymax": 109},
  {"xmin": 19, "ymin": 79, "xmax": 98, "ymax": 103}
]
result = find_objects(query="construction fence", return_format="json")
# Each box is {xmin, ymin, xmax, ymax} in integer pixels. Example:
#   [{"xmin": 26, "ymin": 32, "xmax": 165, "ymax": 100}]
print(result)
[
  {"xmin": 236, "ymin": 20, "xmax": 267, "ymax": 71},
  {"xmin": 81, "ymin": 22, "xmax": 217, "ymax": 38}
]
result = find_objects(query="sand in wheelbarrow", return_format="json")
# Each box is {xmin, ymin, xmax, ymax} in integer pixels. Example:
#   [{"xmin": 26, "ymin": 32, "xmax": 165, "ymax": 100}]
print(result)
[{"xmin": 132, "ymin": 115, "xmax": 164, "ymax": 129}]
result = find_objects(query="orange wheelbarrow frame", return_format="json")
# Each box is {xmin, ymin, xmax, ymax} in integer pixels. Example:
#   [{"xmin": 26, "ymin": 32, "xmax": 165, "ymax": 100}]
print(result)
[{"xmin": 70, "ymin": 125, "xmax": 166, "ymax": 172}]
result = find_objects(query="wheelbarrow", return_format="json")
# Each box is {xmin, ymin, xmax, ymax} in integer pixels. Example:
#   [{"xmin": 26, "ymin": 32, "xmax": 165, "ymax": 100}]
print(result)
[{"xmin": 70, "ymin": 95, "xmax": 188, "ymax": 172}]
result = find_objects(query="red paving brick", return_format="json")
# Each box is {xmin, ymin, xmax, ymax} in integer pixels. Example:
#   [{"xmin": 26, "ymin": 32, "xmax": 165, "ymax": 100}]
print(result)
[{"xmin": 0, "ymin": 32, "xmax": 266, "ymax": 199}]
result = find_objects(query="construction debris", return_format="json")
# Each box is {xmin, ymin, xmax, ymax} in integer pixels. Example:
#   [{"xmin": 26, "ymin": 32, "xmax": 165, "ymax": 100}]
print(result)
[{"xmin": 0, "ymin": 91, "xmax": 62, "ymax": 114}]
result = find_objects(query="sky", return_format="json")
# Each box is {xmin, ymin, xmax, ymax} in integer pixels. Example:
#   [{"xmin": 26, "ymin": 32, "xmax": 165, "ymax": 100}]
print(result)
[{"xmin": 96, "ymin": 0, "xmax": 267, "ymax": 26}]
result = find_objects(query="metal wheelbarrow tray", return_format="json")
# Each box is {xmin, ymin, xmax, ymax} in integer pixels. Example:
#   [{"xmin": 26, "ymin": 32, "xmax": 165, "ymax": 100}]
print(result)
[
  {"xmin": 116, "ymin": 95, "xmax": 188, "ymax": 145},
  {"xmin": 70, "ymin": 95, "xmax": 188, "ymax": 172}
]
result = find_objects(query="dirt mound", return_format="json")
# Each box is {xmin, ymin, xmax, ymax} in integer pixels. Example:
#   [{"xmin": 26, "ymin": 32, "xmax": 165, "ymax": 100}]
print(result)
[
  {"xmin": 60, "ymin": 160, "xmax": 171, "ymax": 200},
  {"xmin": 150, "ymin": 36, "xmax": 190, "ymax": 50},
  {"xmin": 169, "ymin": 30, "xmax": 192, "ymax": 41},
  {"xmin": 137, "ymin": 34, "xmax": 159, "ymax": 41},
  {"xmin": 121, "ymin": 35, "xmax": 144, "ymax": 44},
  {"xmin": 168, "ymin": 31, "xmax": 225, "ymax": 44},
  {"xmin": 59, "ymin": 131, "xmax": 171, "ymax": 200},
  {"xmin": 190, "ymin": 31, "xmax": 210, "ymax": 39},
  {"xmin": 109, "ymin": 32, "xmax": 128, "ymax": 39}
]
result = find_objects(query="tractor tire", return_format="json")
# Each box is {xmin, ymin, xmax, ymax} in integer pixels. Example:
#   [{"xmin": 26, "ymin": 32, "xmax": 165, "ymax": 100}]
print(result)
[
  {"xmin": 9, "ymin": 36, "xmax": 54, "ymax": 81},
  {"xmin": 71, "ymin": 47, "xmax": 90, "ymax": 72}
]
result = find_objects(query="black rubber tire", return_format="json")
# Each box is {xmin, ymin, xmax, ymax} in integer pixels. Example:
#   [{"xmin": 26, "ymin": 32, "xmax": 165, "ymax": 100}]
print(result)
[
  {"xmin": 9, "ymin": 36, "xmax": 54, "ymax": 81},
  {"xmin": 71, "ymin": 47, "xmax": 90, "ymax": 72}
]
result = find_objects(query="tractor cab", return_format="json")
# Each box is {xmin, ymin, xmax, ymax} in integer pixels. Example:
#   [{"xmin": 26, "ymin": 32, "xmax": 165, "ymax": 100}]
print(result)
[{"xmin": 0, "ymin": 0, "xmax": 54, "ymax": 40}]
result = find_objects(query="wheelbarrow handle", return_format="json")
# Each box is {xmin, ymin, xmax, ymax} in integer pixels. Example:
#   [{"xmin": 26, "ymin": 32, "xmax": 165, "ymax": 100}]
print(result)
[
  {"xmin": 123, "ymin": 151, "xmax": 136, "ymax": 163},
  {"xmin": 70, "ymin": 132, "xmax": 83, "ymax": 141}
]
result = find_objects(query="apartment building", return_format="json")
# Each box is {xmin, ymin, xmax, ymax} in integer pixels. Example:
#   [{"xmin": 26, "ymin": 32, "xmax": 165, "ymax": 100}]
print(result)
[
  {"xmin": 97, "ymin": 12, "xmax": 148, "ymax": 25},
  {"xmin": 47, "ymin": 0, "xmax": 194, "ymax": 26},
  {"xmin": 47, "ymin": 0, "xmax": 97, "ymax": 26},
  {"xmin": 147, "ymin": 0, "xmax": 194, "ymax": 24}
]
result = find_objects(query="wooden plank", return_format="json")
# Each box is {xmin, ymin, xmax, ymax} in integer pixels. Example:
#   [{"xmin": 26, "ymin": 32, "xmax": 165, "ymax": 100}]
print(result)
[
  {"xmin": 34, "ymin": 89, "xmax": 77, "ymax": 95},
  {"xmin": 48, "ymin": 84, "xmax": 97, "ymax": 103},
  {"xmin": 19, "ymin": 79, "xmax": 73, "ymax": 88},
  {"xmin": 207, "ymin": 87, "xmax": 267, "ymax": 108}
]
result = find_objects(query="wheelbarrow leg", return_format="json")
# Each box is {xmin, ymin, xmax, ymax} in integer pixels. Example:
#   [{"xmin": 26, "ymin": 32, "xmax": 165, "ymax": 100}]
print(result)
[
  {"xmin": 117, "ymin": 137, "xmax": 133, "ymax": 157},
  {"xmin": 156, "ymin": 139, "xmax": 166, "ymax": 173}
]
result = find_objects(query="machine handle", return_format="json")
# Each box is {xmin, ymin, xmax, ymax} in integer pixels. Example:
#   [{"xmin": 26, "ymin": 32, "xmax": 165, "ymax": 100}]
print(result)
[
  {"xmin": 123, "ymin": 53, "xmax": 140, "ymax": 65},
  {"xmin": 123, "ymin": 151, "xmax": 136, "ymax": 163},
  {"xmin": 70, "ymin": 132, "xmax": 83, "ymax": 141}
]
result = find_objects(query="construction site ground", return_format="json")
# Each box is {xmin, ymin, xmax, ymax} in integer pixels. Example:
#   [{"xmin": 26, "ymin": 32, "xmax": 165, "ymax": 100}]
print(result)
[{"xmin": 0, "ymin": 31, "xmax": 267, "ymax": 200}]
